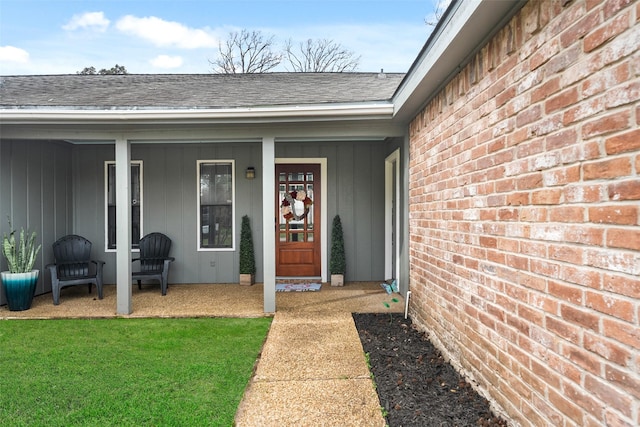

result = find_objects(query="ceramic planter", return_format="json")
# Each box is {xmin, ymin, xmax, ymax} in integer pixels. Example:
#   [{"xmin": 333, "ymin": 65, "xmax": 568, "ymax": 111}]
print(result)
[{"xmin": 1, "ymin": 270, "xmax": 39, "ymax": 311}]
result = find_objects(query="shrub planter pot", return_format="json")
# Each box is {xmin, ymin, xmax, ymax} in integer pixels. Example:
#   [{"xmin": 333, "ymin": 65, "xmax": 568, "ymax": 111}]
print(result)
[
  {"xmin": 239, "ymin": 273, "xmax": 255, "ymax": 286},
  {"xmin": 331, "ymin": 274, "xmax": 344, "ymax": 287},
  {"xmin": 1, "ymin": 270, "xmax": 39, "ymax": 311}
]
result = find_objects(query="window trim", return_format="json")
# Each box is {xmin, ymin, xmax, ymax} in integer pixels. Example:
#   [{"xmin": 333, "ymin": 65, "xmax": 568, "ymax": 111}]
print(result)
[
  {"xmin": 104, "ymin": 160, "xmax": 143, "ymax": 253},
  {"xmin": 197, "ymin": 160, "xmax": 236, "ymax": 252}
]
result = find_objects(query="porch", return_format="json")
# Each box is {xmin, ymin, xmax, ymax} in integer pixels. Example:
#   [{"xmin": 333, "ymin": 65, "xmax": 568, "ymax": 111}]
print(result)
[
  {"xmin": 0, "ymin": 281, "xmax": 404, "ymax": 319},
  {"xmin": 0, "ymin": 73, "xmax": 410, "ymax": 315}
]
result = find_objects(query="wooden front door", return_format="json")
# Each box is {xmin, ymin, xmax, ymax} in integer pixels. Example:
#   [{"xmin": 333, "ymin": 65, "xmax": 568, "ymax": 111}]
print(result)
[{"xmin": 276, "ymin": 164, "xmax": 321, "ymax": 277}]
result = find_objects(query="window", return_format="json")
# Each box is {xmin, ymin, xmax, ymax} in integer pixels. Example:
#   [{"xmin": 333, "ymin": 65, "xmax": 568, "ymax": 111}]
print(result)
[
  {"xmin": 105, "ymin": 161, "xmax": 143, "ymax": 250},
  {"xmin": 198, "ymin": 160, "xmax": 234, "ymax": 250}
]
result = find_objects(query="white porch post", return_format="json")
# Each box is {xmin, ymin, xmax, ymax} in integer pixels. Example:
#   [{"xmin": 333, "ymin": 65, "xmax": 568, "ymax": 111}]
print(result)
[
  {"xmin": 115, "ymin": 137, "xmax": 132, "ymax": 315},
  {"xmin": 262, "ymin": 136, "xmax": 276, "ymax": 313}
]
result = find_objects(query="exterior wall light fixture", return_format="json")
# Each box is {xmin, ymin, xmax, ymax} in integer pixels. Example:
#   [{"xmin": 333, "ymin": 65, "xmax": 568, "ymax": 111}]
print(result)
[{"xmin": 245, "ymin": 167, "xmax": 256, "ymax": 180}]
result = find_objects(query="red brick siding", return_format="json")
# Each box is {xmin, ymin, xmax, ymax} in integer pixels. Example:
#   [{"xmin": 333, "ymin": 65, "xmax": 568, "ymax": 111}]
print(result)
[{"xmin": 408, "ymin": 1, "xmax": 639, "ymax": 426}]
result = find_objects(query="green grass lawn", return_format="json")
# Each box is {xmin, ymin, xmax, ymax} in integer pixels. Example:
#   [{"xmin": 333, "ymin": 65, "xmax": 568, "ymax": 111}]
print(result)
[{"xmin": 0, "ymin": 317, "xmax": 272, "ymax": 426}]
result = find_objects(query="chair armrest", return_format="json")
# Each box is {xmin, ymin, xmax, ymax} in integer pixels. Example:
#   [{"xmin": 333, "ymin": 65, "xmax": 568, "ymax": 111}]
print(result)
[
  {"xmin": 133, "ymin": 257, "xmax": 173, "ymax": 263},
  {"xmin": 46, "ymin": 264, "xmax": 59, "ymax": 285},
  {"xmin": 91, "ymin": 260, "xmax": 106, "ymax": 273}
]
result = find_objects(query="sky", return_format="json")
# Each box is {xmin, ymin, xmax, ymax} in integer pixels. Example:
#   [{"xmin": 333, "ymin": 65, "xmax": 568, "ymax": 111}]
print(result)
[{"xmin": 0, "ymin": 0, "xmax": 445, "ymax": 75}]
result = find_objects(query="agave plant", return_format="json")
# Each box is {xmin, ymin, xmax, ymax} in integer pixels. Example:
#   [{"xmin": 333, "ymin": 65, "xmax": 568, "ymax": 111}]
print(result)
[{"xmin": 2, "ymin": 222, "xmax": 41, "ymax": 274}]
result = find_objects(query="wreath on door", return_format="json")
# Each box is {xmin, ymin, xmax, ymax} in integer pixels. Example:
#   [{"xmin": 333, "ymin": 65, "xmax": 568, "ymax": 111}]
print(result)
[{"xmin": 281, "ymin": 190, "xmax": 313, "ymax": 221}]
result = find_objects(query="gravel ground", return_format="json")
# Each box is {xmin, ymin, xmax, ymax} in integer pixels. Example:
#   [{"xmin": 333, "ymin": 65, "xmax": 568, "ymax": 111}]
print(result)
[{"xmin": 354, "ymin": 313, "xmax": 508, "ymax": 427}]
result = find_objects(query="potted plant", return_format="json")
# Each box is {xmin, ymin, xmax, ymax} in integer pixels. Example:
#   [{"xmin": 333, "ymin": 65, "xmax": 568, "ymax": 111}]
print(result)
[
  {"xmin": 239, "ymin": 215, "xmax": 256, "ymax": 286},
  {"xmin": 1, "ymin": 221, "xmax": 42, "ymax": 311},
  {"xmin": 330, "ymin": 215, "xmax": 345, "ymax": 286}
]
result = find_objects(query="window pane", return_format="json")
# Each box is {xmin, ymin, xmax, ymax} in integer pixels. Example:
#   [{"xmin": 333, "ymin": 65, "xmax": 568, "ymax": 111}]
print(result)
[
  {"xmin": 199, "ymin": 162, "xmax": 233, "ymax": 249},
  {"xmin": 108, "ymin": 165, "xmax": 116, "ymax": 205},
  {"xmin": 131, "ymin": 165, "xmax": 140, "ymax": 204},
  {"xmin": 200, "ymin": 205, "xmax": 232, "ymax": 248},
  {"xmin": 200, "ymin": 163, "xmax": 232, "ymax": 205},
  {"xmin": 289, "ymin": 232, "xmax": 304, "ymax": 242},
  {"xmin": 107, "ymin": 162, "xmax": 142, "ymax": 250}
]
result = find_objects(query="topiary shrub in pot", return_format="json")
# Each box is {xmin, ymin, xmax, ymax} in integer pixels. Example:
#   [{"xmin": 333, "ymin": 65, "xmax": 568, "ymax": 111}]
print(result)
[
  {"xmin": 239, "ymin": 215, "xmax": 256, "ymax": 286},
  {"xmin": 329, "ymin": 215, "xmax": 345, "ymax": 286},
  {"xmin": 1, "ymin": 221, "xmax": 42, "ymax": 311}
]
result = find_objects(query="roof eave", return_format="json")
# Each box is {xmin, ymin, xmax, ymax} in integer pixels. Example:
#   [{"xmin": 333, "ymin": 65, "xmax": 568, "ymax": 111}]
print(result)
[{"xmin": 0, "ymin": 103, "xmax": 395, "ymax": 125}]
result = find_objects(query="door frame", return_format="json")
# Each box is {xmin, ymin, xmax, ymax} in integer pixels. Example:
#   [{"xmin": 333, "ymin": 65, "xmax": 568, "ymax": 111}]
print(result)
[
  {"xmin": 385, "ymin": 149, "xmax": 400, "ymax": 286},
  {"xmin": 275, "ymin": 158, "xmax": 328, "ymax": 282}
]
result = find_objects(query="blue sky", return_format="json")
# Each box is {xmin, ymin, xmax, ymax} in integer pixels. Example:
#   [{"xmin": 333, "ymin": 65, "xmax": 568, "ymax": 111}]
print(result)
[{"xmin": 0, "ymin": 0, "xmax": 445, "ymax": 75}]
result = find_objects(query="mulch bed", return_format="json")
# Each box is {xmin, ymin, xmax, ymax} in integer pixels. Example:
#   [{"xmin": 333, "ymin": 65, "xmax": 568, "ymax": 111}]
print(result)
[{"xmin": 354, "ymin": 313, "xmax": 508, "ymax": 427}]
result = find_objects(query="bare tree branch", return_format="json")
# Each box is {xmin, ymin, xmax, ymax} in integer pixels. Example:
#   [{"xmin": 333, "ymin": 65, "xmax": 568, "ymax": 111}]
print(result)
[
  {"xmin": 284, "ymin": 39, "xmax": 360, "ymax": 72},
  {"xmin": 211, "ymin": 30, "xmax": 282, "ymax": 74},
  {"xmin": 425, "ymin": 0, "xmax": 450, "ymax": 27}
]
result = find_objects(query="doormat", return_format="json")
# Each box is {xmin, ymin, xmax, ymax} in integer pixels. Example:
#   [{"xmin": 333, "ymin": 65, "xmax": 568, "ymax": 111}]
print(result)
[{"xmin": 276, "ymin": 283, "xmax": 322, "ymax": 292}]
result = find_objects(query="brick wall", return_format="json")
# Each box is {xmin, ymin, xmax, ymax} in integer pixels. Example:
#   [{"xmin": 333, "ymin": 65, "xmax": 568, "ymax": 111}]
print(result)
[{"xmin": 408, "ymin": 1, "xmax": 639, "ymax": 426}]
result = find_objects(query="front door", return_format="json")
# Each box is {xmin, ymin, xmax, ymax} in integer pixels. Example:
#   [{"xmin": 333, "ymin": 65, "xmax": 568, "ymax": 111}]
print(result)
[{"xmin": 276, "ymin": 163, "xmax": 321, "ymax": 277}]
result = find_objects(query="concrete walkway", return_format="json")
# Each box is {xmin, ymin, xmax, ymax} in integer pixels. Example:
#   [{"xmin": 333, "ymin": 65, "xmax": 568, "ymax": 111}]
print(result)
[
  {"xmin": 1, "ymin": 282, "xmax": 405, "ymax": 426},
  {"xmin": 235, "ymin": 311, "xmax": 386, "ymax": 426},
  {"xmin": 234, "ymin": 283, "xmax": 404, "ymax": 426}
]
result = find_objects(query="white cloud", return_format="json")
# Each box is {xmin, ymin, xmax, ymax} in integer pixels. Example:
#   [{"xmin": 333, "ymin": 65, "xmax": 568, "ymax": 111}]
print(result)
[
  {"xmin": 150, "ymin": 55, "xmax": 183, "ymax": 69},
  {"xmin": 63, "ymin": 12, "xmax": 110, "ymax": 32},
  {"xmin": 0, "ymin": 46, "xmax": 30, "ymax": 63},
  {"xmin": 116, "ymin": 15, "xmax": 217, "ymax": 49}
]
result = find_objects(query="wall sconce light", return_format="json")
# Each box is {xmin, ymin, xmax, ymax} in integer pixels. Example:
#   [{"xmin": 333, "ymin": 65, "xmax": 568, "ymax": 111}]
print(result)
[{"xmin": 245, "ymin": 167, "xmax": 256, "ymax": 180}]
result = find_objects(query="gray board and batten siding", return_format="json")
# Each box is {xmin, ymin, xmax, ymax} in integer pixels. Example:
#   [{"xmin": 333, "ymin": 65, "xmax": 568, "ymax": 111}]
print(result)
[
  {"xmin": 0, "ymin": 139, "xmax": 74, "ymax": 305},
  {"xmin": 12, "ymin": 139, "xmax": 396, "ymax": 292}
]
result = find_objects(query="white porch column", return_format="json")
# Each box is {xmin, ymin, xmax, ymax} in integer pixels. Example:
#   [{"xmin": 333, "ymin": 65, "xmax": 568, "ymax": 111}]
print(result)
[
  {"xmin": 262, "ymin": 136, "xmax": 276, "ymax": 313},
  {"xmin": 115, "ymin": 137, "xmax": 132, "ymax": 315}
]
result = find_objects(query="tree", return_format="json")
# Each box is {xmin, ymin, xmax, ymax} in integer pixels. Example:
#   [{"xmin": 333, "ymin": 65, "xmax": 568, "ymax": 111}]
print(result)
[
  {"xmin": 211, "ymin": 29, "xmax": 282, "ymax": 74},
  {"xmin": 425, "ymin": 0, "xmax": 450, "ymax": 27},
  {"xmin": 284, "ymin": 38, "xmax": 360, "ymax": 72},
  {"xmin": 77, "ymin": 66, "xmax": 97, "ymax": 75},
  {"xmin": 77, "ymin": 64, "xmax": 128, "ymax": 75}
]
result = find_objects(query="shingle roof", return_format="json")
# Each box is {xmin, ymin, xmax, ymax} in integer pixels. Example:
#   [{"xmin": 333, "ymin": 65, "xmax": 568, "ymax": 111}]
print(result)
[{"xmin": 0, "ymin": 73, "xmax": 404, "ymax": 110}]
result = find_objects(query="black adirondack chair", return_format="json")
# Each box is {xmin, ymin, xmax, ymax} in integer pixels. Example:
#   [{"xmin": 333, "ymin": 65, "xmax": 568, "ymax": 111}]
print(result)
[
  {"xmin": 132, "ymin": 232, "xmax": 174, "ymax": 295},
  {"xmin": 47, "ymin": 235, "xmax": 105, "ymax": 305}
]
